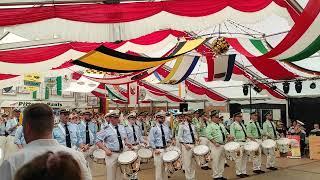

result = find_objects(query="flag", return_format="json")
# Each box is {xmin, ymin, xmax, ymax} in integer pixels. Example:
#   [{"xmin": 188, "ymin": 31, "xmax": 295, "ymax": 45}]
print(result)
[
  {"xmin": 128, "ymin": 82, "xmax": 139, "ymax": 107},
  {"xmin": 56, "ymin": 76, "xmax": 62, "ymax": 96},
  {"xmin": 32, "ymin": 91, "xmax": 37, "ymax": 99},
  {"xmin": 45, "ymin": 86, "xmax": 50, "ymax": 99},
  {"xmin": 214, "ymin": 54, "xmax": 236, "ymax": 81}
]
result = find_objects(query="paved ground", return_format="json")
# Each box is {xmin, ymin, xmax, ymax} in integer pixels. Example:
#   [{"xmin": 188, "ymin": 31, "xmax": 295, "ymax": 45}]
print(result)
[{"xmin": 90, "ymin": 156, "xmax": 320, "ymax": 180}]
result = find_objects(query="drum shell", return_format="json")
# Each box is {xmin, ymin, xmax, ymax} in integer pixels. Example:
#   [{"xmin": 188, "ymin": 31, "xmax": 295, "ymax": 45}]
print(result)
[
  {"xmin": 92, "ymin": 149, "xmax": 106, "ymax": 164},
  {"xmin": 138, "ymin": 148, "xmax": 153, "ymax": 163},
  {"xmin": 262, "ymin": 139, "xmax": 276, "ymax": 155},
  {"xmin": 162, "ymin": 148, "xmax": 182, "ymax": 175},
  {"xmin": 118, "ymin": 151, "xmax": 140, "ymax": 176},
  {"xmin": 193, "ymin": 145, "xmax": 210, "ymax": 166},
  {"xmin": 244, "ymin": 141, "xmax": 260, "ymax": 162},
  {"xmin": 224, "ymin": 142, "xmax": 241, "ymax": 161}
]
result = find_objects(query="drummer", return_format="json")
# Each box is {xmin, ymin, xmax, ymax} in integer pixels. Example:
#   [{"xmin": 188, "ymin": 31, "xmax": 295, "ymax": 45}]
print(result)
[
  {"xmin": 78, "ymin": 111, "xmax": 98, "ymax": 157},
  {"xmin": 96, "ymin": 110, "xmax": 131, "ymax": 180},
  {"xmin": 246, "ymin": 111, "xmax": 265, "ymax": 174},
  {"xmin": 230, "ymin": 111, "xmax": 249, "ymax": 178},
  {"xmin": 262, "ymin": 111, "xmax": 278, "ymax": 171},
  {"xmin": 53, "ymin": 109, "xmax": 83, "ymax": 149},
  {"xmin": 14, "ymin": 125, "xmax": 26, "ymax": 149},
  {"xmin": 137, "ymin": 111, "xmax": 151, "ymax": 137},
  {"xmin": 5, "ymin": 109, "xmax": 20, "ymax": 137},
  {"xmin": 196, "ymin": 111, "xmax": 211, "ymax": 170},
  {"xmin": 206, "ymin": 110, "xmax": 230, "ymax": 180},
  {"xmin": 149, "ymin": 110, "xmax": 175, "ymax": 180},
  {"xmin": 178, "ymin": 111, "xmax": 198, "ymax": 180},
  {"xmin": 125, "ymin": 112, "xmax": 147, "ymax": 149}
]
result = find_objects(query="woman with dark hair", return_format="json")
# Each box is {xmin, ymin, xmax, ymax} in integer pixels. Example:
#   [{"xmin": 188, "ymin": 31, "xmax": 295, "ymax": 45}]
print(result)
[{"xmin": 15, "ymin": 151, "xmax": 82, "ymax": 180}]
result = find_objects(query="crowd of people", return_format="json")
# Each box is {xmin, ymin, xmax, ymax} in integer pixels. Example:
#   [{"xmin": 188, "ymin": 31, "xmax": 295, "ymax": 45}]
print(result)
[{"xmin": 0, "ymin": 104, "xmax": 319, "ymax": 180}]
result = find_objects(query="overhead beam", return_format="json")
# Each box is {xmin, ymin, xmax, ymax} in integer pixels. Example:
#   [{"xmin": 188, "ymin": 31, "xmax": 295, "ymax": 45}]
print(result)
[{"xmin": 0, "ymin": 38, "xmax": 68, "ymax": 50}]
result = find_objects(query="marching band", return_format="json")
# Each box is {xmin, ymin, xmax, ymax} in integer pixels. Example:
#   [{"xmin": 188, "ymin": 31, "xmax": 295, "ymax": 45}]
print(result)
[{"xmin": 0, "ymin": 108, "xmax": 285, "ymax": 180}]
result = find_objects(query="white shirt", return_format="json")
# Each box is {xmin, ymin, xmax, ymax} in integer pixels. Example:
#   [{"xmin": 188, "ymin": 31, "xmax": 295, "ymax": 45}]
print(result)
[{"xmin": 0, "ymin": 139, "xmax": 92, "ymax": 180}]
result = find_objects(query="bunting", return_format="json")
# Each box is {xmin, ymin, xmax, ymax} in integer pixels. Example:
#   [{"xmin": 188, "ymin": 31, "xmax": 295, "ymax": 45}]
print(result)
[
  {"xmin": 214, "ymin": 54, "xmax": 236, "ymax": 81},
  {"xmin": 105, "ymin": 85, "xmax": 128, "ymax": 102},
  {"xmin": 156, "ymin": 66, "xmax": 227, "ymax": 103},
  {"xmin": 128, "ymin": 82, "xmax": 139, "ymax": 106},
  {"xmin": 159, "ymin": 55, "xmax": 200, "ymax": 85},
  {"xmin": 226, "ymin": 0, "xmax": 320, "ymax": 62},
  {"xmin": 72, "ymin": 38, "xmax": 209, "ymax": 73}
]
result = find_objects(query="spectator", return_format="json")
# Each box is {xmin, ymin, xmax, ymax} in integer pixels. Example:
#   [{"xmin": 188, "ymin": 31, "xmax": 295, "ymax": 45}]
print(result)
[
  {"xmin": 310, "ymin": 123, "xmax": 320, "ymax": 136},
  {"xmin": 14, "ymin": 151, "xmax": 82, "ymax": 180},
  {"xmin": 0, "ymin": 103, "xmax": 92, "ymax": 180},
  {"xmin": 288, "ymin": 120, "xmax": 297, "ymax": 134},
  {"xmin": 276, "ymin": 122, "xmax": 287, "ymax": 138}
]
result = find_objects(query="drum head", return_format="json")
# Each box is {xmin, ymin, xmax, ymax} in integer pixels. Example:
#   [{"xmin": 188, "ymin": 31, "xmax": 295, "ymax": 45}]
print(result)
[
  {"xmin": 224, "ymin": 142, "xmax": 240, "ymax": 151},
  {"xmin": 193, "ymin": 145, "xmax": 209, "ymax": 156},
  {"xmin": 244, "ymin": 141, "xmax": 259, "ymax": 151},
  {"xmin": 93, "ymin": 149, "xmax": 106, "ymax": 159},
  {"xmin": 163, "ymin": 150, "xmax": 180, "ymax": 163},
  {"xmin": 138, "ymin": 148, "xmax": 153, "ymax": 159},
  {"xmin": 262, "ymin": 139, "xmax": 276, "ymax": 149},
  {"xmin": 276, "ymin": 138, "xmax": 290, "ymax": 145},
  {"xmin": 118, "ymin": 151, "xmax": 138, "ymax": 164},
  {"xmin": 167, "ymin": 146, "xmax": 181, "ymax": 154}
]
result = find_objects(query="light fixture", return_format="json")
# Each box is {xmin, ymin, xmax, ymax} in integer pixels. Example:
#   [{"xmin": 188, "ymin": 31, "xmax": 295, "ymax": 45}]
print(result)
[
  {"xmin": 103, "ymin": 0, "xmax": 120, "ymax": 4},
  {"xmin": 283, "ymin": 82, "xmax": 290, "ymax": 94},
  {"xmin": 243, "ymin": 84, "xmax": 249, "ymax": 96},
  {"xmin": 253, "ymin": 85, "xmax": 262, "ymax": 93},
  {"xmin": 310, "ymin": 82, "xmax": 316, "ymax": 89},
  {"xmin": 295, "ymin": 80, "xmax": 302, "ymax": 93}
]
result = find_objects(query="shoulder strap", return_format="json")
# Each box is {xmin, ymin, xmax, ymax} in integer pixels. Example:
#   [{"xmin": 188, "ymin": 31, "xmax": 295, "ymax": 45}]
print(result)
[{"xmin": 58, "ymin": 123, "xmax": 66, "ymax": 136}]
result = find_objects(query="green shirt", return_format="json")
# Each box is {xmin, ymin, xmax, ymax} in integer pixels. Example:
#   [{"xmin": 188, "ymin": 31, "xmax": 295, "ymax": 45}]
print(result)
[
  {"xmin": 172, "ymin": 119, "xmax": 181, "ymax": 137},
  {"xmin": 192, "ymin": 117, "xmax": 201, "ymax": 134},
  {"xmin": 206, "ymin": 122, "xmax": 229, "ymax": 144},
  {"xmin": 246, "ymin": 120, "xmax": 262, "ymax": 139},
  {"xmin": 263, "ymin": 120, "xmax": 277, "ymax": 139},
  {"xmin": 230, "ymin": 121, "xmax": 247, "ymax": 142},
  {"xmin": 199, "ymin": 120, "xmax": 210, "ymax": 137}
]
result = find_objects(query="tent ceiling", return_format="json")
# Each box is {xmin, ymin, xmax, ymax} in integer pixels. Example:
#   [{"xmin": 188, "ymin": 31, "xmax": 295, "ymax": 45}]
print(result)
[{"xmin": 0, "ymin": 0, "xmax": 319, "ymax": 102}]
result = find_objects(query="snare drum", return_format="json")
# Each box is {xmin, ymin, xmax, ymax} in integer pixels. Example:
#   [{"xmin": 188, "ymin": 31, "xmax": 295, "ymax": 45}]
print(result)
[
  {"xmin": 162, "ymin": 148, "xmax": 182, "ymax": 175},
  {"xmin": 92, "ymin": 149, "xmax": 106, "ymax": 164},
  {"xmin": 138, "ymin": 148, "xmax": 153, "ymax": 163},
  {"xmin": 262, "ymin": 139, "xmax": 276, "ymax": 155},
  {"xmin": 224, "ymin": 142, "xmax": 241, "ymax": 161},
  {"xmin": 276, "ymin": 138, "xmax": 291, "ymax": 153},
  {"xmin": 193, "ymin": 145, "xmax": 210, "ymax": 166},
  {"xmin": 244, "ymin": 141, "xmax": 260, "ymax": 161},
  {"xmin": 118, "ymin": 151, "xmax": 140, "ymax": 177}
]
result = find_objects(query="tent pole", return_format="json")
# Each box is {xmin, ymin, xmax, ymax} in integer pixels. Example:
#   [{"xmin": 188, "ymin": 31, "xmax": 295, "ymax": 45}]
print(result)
[{"xmin": 249, "ymin": 84, "xmax": 252, "ymax": 113}]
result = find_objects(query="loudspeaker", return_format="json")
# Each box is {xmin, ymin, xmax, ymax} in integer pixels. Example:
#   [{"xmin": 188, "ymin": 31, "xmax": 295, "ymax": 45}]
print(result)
[{"xmin": 179, "ymin": 103, "xmax": 188, "ymax": 112}]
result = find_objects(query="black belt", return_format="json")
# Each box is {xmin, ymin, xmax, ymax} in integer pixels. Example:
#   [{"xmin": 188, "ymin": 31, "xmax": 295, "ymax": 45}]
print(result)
[
  {"xmin": 155, "ymin": 146, "xmax": 166, "ymax": 149},
  {"xmin": 112, "ymin": 150, "xmax": 123, "ymax": 153}
]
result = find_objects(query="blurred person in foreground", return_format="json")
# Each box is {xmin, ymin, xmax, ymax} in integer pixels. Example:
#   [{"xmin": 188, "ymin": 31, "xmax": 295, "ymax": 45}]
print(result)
[
  {"xmin": 0, "ymin": 103, "xmax": 92, "ymax": 180},
  {"xmin": 14, "ymin": 151, "xmax": 82, "ymax": 180}
]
